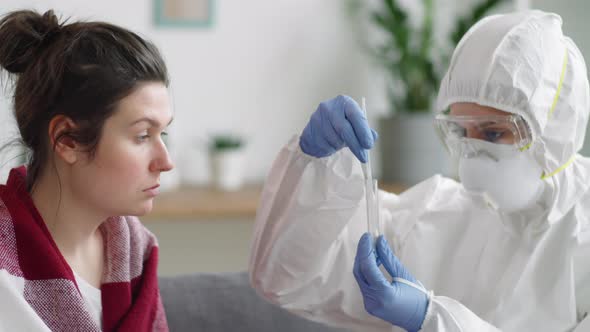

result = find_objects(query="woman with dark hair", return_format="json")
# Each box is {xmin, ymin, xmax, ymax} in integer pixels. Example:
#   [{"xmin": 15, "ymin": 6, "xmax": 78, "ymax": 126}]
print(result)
[{"xmin": 0, "ymin": 9, "xmax": 173, "ymax": 331}]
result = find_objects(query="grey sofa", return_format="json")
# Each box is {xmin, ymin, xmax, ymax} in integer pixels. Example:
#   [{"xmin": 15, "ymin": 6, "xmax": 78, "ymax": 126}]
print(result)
[{"xmin": 159, "ymin": 272, "xmax": 350, "ymax": 332}]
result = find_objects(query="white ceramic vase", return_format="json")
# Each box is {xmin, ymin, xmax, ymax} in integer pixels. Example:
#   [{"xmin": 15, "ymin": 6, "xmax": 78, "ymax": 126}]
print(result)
[{"xmin": 210, "ymin": 149, "xmax": 245, "ymax": 191}]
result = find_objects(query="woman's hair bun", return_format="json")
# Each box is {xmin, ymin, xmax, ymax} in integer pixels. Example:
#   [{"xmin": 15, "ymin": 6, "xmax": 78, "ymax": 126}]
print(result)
[{"xmin": 0, "ymin": 9, "xmax": 61, "ymax": 74}]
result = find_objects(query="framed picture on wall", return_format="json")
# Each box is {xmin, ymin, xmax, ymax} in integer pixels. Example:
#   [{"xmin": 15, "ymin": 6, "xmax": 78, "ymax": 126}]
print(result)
[{"xmin": 154, "ymin": 0, "xmax": 213, "ymax": 27}]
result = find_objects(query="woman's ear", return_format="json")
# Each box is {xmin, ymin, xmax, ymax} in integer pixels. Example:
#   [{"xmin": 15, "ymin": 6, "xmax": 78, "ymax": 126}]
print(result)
[{"xmin": 48, "ymin": 115, "xmax": 80, "ymax": 165}]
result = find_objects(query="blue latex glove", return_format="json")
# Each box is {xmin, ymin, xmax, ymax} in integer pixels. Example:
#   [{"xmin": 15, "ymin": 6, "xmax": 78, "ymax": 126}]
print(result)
[
  {"xmin": 353, "ymin": 233, "xmax": 429, "ymax": 332},
  {"xmin": 300, "ymin": 95, "xmax": 378, "ymax": 163}
]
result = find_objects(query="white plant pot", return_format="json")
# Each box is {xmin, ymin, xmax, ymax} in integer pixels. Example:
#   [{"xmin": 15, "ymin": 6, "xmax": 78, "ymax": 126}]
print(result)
[
  {"xmin": 378, "ymin": 112, "xmax": 453, "ymax": 185},
  {"xmin": 210, "ymin": 149, "xmax": 245, "ymax": 191}
]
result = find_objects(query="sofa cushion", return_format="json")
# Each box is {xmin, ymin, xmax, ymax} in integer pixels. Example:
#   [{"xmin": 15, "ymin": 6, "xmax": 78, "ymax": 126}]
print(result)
[{"xmin": 159, "ymin": 272, "xmax": 350, "ymax": 332}]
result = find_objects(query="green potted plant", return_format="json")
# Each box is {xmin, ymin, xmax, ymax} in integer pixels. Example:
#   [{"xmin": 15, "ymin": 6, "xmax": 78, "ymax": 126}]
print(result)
[
  {"xmin": 368, "ymin": 0, "xmax": 509, "ymax": 184},
  {"xmin": 209, "ymin": 134, "xmax": 246, "ymax": 191}
]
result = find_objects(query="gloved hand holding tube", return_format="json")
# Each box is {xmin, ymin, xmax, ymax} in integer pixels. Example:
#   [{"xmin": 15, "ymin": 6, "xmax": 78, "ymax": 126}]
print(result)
[
  {"xmin": 299, "ymin": 95, "xmax": 378, "ymax": 163},
  {"xmin": 354, "ymin": 233, "xmax": 430, "ymax": 332},
  {"xmin": 300, "ymin": 95, "xmax": 382, "ymax": 237}
]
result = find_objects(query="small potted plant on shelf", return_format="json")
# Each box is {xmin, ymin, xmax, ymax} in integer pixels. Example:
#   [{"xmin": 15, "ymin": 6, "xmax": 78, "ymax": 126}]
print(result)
[{"xmin": 209, "ymin": 134, "xmax": 246, "ymax": 191}]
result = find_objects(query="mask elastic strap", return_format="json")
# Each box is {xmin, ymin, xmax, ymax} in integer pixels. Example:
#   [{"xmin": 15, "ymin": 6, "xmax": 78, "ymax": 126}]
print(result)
[
  {"xmin": 519, "ymin": 143, "xmax": 532, "ymax": 152},
  {"xmin": 541, "ymin": 155, "xmax": 576, "ymax": 180}
]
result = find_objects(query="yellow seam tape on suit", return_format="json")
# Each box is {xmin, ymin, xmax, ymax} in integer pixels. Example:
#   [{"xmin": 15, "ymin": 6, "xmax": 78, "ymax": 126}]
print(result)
[
  {"xmin": 548, "ymin": 49, "xmax": 568, "ymax": 119},
  {"xmin": 542, "ymin": 48, "xmax": 573, "ymax": 180}
]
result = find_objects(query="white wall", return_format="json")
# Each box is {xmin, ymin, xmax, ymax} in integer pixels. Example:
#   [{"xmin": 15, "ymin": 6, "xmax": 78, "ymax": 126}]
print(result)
[
  {"xmin": 0, "ymin": 0, "xmax": 389, "ymax": 185},
  {"xmin": 4, "ymin": 1, "xmax": 590, "ymax": 276},
  {"xmin": 2, "ymin": 1, "xmax": 590, "ymax": 185}
]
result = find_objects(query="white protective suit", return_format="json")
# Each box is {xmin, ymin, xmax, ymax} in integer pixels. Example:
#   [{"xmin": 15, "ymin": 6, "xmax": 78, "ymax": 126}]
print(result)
[{"xmin": 249, "ymin": 10, "xmax": 590, "ymax": 332}]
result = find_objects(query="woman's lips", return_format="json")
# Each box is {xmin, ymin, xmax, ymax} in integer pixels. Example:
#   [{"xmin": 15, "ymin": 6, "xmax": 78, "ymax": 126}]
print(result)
[
  {"xmin": 144, "ymin": 184, "xmax": 160, "ymax": 197},
  {"xmin": 144, "ymin": 184, "xmax": 160, "ymax": 191}
]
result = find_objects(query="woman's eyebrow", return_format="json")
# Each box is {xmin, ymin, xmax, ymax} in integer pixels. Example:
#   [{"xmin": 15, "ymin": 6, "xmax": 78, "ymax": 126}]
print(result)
[{"xmin": 129, "ymin": 116, "xmax": 174, "ymax": 127}]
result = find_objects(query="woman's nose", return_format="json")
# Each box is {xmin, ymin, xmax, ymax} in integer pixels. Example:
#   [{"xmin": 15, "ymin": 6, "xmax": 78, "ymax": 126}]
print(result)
[{"xmin": 150, "ymin": 142, "xmax": 175, "ymax": 172}]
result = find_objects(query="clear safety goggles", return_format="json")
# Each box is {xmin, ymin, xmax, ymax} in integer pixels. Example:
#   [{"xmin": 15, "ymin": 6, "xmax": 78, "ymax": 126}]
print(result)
[{"xmin": 434, "ymin": 113, "xmax": 533, "ymax": 157}]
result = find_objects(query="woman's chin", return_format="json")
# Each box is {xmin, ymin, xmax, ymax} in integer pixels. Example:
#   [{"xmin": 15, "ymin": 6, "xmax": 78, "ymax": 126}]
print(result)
[{"xmin": 130, "ymin": 201, "xmax": 154, "ymax": 217}]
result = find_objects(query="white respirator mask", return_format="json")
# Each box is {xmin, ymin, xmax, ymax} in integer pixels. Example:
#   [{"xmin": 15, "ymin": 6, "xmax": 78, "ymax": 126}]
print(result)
[
  {"xmin": 435, "ymin": 113, "xmax": 544, "ymax": 212},
  {"xmin": 457, "ymin": 139, "xmax": 544, "ymax": 212}
]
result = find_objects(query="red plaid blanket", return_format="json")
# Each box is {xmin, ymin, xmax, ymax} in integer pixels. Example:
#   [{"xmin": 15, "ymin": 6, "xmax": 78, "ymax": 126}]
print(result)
[{"xmin": 0, "ymin": 166, "xmax": 168, "ymax": 331}]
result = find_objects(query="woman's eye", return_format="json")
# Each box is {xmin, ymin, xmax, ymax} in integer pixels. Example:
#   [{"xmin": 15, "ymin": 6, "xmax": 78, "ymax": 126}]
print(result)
[
  {"xmin": 483, "ymin": 130, "xmax": 503, "ymax": 142},
  {"xmin": 136, "ymin": 131, "xmax": 168, "ymax": 144}
]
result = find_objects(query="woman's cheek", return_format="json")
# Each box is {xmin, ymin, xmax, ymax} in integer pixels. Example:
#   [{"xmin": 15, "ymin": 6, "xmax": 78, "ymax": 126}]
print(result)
[{"xmin": 101, "ymin": 141, "xmax": 144, "ymax": 175}]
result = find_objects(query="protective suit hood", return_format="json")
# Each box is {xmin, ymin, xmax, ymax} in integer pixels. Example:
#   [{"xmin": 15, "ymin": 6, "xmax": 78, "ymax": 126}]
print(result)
[{"xmin": 436, "ymin": 10, "xmax": 590, "ymax": 224}]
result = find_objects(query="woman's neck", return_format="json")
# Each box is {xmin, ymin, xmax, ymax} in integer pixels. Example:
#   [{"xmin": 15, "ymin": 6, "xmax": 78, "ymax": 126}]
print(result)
[{"xmin": 30, "ymin": 167, "xmax": 106, "ymax": 287}]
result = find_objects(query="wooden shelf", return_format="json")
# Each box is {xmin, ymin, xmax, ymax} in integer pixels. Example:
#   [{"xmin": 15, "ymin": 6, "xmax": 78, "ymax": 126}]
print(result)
[
  {"xmin": 143, "ymin": 185, "xmax": 262, "ymax": 221},
  {"xmin": 142, "ymin": 182, "xmax": 408, "ymax": 222}
]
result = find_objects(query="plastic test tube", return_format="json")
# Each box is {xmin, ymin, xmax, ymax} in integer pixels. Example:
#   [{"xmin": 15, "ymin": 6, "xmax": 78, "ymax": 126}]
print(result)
[{"xmin": 360, "ymin": 97, "xmax": 380, "ymax": 238}]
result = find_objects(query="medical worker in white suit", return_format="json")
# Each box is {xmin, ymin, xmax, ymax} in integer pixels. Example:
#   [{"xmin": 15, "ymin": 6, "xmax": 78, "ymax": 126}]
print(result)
[{"xmin": 249, "ymin": 10, "xmax": 590, "ymax": 332}]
